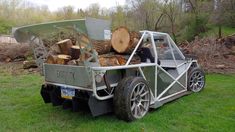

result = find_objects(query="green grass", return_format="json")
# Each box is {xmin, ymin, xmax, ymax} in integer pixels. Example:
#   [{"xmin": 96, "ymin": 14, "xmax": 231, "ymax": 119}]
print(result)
[
  {"xmin": 0, "ymin": 68, "xmax": 235, "ymax": 131},
  {"xmin": 200, "ymin": 25, "xmax": 235, "ymax": 38}
]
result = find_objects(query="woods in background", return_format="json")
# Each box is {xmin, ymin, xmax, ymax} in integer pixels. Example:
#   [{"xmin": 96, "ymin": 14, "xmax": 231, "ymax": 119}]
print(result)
[{"xmin": 0, "ymin": 0, "xmax": 234, "ymax": 42}]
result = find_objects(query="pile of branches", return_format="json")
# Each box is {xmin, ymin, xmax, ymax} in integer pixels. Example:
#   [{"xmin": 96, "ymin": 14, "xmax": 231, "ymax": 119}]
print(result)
[{"xmin": 181, "ymin": 34, "xmax": 235, "ymax": 73}]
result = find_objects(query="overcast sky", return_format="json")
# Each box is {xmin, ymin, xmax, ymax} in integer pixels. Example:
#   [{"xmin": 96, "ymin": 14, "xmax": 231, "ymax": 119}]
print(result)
[{"xmin": 27, "ymin": 0, "xmax": 126, "ymax": 11}]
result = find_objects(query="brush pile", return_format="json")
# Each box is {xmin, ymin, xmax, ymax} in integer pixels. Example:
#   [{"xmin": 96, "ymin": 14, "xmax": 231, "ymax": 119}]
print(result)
[{"xmin": 181, "ymin": 34, "xmax": 235, "ymax": 73}]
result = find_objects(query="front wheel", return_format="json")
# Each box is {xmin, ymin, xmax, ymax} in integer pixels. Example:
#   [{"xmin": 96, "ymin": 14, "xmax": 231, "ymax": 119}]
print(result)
[
  {"xmin": 114, "ymin": 77, "xmax": 151, "ymax": 121},
  {"xmin": 187, "ymin": 67, "xmax": 205, "ymax": 92}
]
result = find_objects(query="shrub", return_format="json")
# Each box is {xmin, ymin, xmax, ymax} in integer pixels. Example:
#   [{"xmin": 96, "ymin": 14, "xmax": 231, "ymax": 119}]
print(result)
[{"xmin": 179, "ymin": 13, "xmax": 209, "ymax": 41}]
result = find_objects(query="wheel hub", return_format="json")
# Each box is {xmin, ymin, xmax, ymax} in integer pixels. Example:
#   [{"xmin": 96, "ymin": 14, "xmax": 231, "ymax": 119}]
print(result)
[
  {"xmin": 135, "ymin": 95, "xmax": 141, "ymax": 104},
  {"xmin": 130, "ymin": 82, "xmax": 150, "ymax": 119},
  {"xmin": 193, "ymin": 78, "xmax": 198, "ymax": 83},
  {"xmin": 189, "ymin": 70, "xmax": 205, "ymax": 92}
]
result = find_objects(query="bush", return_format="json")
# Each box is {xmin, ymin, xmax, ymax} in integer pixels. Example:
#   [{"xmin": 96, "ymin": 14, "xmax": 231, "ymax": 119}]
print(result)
[
  {"xmin": 179, "ymin": 14, "xmax": 209, "ymax": 41},
  {"xmin": 223, "ymin": 11, "xmax": 235, "ymax": 28},
  {"xmin": 0, "ymin": 18, "xmax": 13, "ymax": 34}
]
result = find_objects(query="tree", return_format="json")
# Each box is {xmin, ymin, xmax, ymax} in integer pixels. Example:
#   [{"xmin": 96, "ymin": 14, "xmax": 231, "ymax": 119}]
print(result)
[
  {"xmin": 56, "ymin": 6, "xmax": 75, "ymax": 20},
  {"xmin": 0, "ymin": 18, "xmax": 13, "ymax": 34},
  {"xmin": 161, "ymin": 0, "xmax": 180, "ymax": 43},
  {"xmin": 127, "ymin": 0, "xmax": 162, "ymax": 30},
  {"xmin": 86, "ymin": 3, "xmax": 100, "ymax": 17},
  {"xmin": 110, "ymin": 5, "xmax": 128, "ymax": 29},
  {"xmin": 214, "ymin": 0, "xmax": 223, "ymax": 38}
]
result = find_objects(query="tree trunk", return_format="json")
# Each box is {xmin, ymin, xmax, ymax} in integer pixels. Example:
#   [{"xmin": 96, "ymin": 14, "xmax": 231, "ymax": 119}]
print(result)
[
  {"xmin": 57, "ymin": 39, "xmax": 73, "ymax": 55},
  {"xmin": 155, "ymin": 13, "xmax": 164, "ymax": 31},
  {"xmin": 111, "ymin": 27, "xmax": 140, "ymax": 54},
  {"xmin": 218, "ymin": 24, "xmax": 222, "ymax": 38}
]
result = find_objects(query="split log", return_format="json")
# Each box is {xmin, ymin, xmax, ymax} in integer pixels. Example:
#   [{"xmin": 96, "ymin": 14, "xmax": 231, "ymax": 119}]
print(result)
[
  {"xmin": 111, "ymin": 27, "xmax": 140, "ymax": 54},
  {"xmin": 92, "ymin": 40, "xmax": 111, "ymax": 55},
  {"xmin": 98, "ymin": 54, "xmax": 141, "ymax": 66},
  {"xmin": 57, "ymin": 55, "xmax": 71, "ymax": 65},
  {"xmin": 46, "ymin": 55, "xmax": 58, "ymax": 64},
  {"xmin": 57, "ymin": 39, "xmax": 73, "ymax": 55},
  {"xmin": 99, "ymin": 55, "xmax": 120, "ymax": 66},
  {"xmin": 116, "ymin": 55, "xmax": 141, "ymax": 65},
  {"xmin": 70, "ymin": 46, "xmax": 84, "ymax": 59}
]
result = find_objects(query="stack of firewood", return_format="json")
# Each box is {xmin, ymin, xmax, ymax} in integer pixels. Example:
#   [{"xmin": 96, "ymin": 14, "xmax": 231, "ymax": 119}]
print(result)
[{"xmin": 45, "ymin": 27, "xmax": 141, "ymax": 66}]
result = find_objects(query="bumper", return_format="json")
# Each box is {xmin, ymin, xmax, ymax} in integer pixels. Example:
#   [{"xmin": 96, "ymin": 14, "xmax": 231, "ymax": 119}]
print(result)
[{"xmin": 40, "ymin": 84, "xmax": 113, "ymax": 116}]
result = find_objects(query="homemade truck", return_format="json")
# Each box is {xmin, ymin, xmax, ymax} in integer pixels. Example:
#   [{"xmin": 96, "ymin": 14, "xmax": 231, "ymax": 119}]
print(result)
[{"xmin": 13, "ymin": 18, "xmax": 205, "ymax": 121}]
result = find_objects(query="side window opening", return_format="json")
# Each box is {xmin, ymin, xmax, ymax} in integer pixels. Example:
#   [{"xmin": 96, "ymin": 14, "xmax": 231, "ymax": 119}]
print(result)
[{"xmin": 155, "ymin": 35, "xmax": 174, "ymax": 60}]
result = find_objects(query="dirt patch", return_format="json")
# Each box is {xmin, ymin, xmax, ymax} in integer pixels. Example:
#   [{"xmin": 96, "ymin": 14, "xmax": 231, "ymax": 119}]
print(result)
[
  {"xmin": 0, "ymin": 62, "xmax": 39, "ymax": 76},
  {"xmin": 181, "ymin": 34, "xmax": 235, "ymax": 74}
]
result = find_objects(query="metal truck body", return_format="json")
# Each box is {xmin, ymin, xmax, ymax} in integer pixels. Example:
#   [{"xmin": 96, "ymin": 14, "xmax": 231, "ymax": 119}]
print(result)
[{"xmin": 14, "ymin": 18, "xmax": 205, "ymax": 121}]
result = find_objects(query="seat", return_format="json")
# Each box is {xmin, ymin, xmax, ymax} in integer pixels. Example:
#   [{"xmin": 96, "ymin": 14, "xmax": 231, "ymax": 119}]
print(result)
[{"xmin": 137, "ymin": 47, "xmax": 160, "ymax": 65}]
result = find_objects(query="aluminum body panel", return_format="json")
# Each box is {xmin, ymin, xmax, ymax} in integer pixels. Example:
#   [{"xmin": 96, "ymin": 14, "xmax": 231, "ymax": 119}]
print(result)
[
  {"xmin": 85, "ymin": 17, "xmax": 111, "ymax": 40},
  {"xmin": 44, "ymin": 64, "xmax": 92, "ymax": 88}
]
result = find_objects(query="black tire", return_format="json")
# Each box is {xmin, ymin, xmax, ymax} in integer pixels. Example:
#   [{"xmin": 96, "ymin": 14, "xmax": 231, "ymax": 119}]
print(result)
[
  {"xmin": 187, "ymin": 67, "xmax": 205, "ymax": 92},
  {"xmin": 114, "ymin": 77, "xmax": 151, "ymax": 121}
]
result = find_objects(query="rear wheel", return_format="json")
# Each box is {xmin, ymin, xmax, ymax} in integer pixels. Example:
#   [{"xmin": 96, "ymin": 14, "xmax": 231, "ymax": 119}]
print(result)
[
  {"xmin": 114, "ymin": 77, "xmax": 150, "ymax": 121},
  {"xmin": 187, "ymin": 67, "xmax": 205, "ymax": 92}
]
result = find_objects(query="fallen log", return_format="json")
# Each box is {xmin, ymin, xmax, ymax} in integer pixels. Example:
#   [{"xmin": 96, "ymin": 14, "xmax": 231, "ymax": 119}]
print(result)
[{"xmin": 111, "ymin": 27, "xmax": 140, "ymax": 54}]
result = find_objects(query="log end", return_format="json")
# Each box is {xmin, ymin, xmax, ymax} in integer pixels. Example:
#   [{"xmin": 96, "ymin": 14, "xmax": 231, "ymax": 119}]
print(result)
[{"xmin": 111, "ymin": 27, "xmax": 131, "ymax": 53}]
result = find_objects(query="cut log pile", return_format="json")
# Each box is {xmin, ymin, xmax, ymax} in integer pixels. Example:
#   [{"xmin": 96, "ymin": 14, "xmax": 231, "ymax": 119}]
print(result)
[{"xmin": 45, "ymin": 27, "xmax": 142, "ymax": 66}]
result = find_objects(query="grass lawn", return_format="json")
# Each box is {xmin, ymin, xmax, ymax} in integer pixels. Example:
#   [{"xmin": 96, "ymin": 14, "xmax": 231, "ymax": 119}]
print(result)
[
  {"xmin": 200, "ymin": 26, "xmax": 235, "ymax": 38},
  {"xmin": 0, "ymin": 66, "xmax": 235, "ymax": 132}
]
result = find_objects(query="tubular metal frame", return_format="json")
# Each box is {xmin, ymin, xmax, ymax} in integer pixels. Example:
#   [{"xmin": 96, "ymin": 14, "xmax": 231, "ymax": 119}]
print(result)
[{"xmin": 89, "ymin": 31, "xmax": 198, "ymax": 106}]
